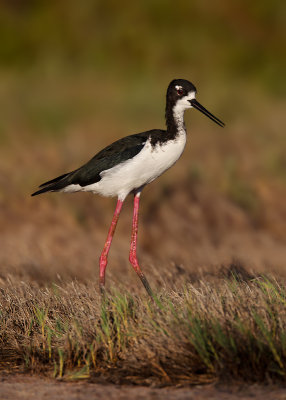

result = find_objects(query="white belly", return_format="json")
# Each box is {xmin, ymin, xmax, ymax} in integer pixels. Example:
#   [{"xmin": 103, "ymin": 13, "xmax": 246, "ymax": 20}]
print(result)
[{"xmin": 64, "ymin": 133, "xmax": 186, "ymax": 200}]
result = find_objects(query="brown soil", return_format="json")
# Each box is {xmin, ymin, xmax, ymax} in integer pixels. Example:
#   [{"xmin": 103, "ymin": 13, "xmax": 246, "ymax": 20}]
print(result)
[{"xmin": 1, "ymin": 374, "xmax": 286, "ymax": 400}]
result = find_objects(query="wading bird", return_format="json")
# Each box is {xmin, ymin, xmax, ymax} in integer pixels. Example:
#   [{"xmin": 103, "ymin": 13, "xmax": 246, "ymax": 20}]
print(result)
[{"xmin": 32, "ymin": 79, "xmax": 224, "ymax": 298}]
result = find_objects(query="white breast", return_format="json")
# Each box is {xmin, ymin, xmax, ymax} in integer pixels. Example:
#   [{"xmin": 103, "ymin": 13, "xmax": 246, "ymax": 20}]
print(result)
[
  {"xmin": 62, "ymin": 132, "xmax": 187, "ymax": 200},
  {"xmin": 81, "ymin": 132, "xmax": 187, "ymax": 200}
]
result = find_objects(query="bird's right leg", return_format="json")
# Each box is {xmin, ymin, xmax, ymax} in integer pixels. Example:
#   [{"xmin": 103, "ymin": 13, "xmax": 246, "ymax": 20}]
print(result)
[
  {"xmin": 129, "ymin": 191, "xmax": 154, "ymax": 299},
  {"xmin": 99, "ymin": 198, "xmax": 123, "ymax": 294}
]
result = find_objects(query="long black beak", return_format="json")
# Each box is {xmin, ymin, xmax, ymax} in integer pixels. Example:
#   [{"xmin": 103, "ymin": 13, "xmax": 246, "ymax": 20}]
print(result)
[{"xmin": 189, "ymin": 99, "xmax": 225, "ymax": 127}]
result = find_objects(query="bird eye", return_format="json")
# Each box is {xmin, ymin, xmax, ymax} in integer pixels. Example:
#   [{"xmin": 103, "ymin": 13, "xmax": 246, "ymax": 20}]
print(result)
[{"xmin": 177, "ymin": 88, "xmax": 183, "ymax": 96}]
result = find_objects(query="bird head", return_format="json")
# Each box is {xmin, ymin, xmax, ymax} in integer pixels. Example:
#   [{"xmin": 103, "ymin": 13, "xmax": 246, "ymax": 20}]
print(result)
[{"xmin": 168, "ymin": 79, "xmax": 225, "ymax": 127}]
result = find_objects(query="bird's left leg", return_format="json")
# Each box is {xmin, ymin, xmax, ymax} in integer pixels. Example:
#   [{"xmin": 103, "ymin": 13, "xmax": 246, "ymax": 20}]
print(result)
[
  {"xmin": 129, "ymin": 191, "xmax": 153, "ymax": 298},
  {"xmin": 99, "ymin": 198, "xmax": 123, "ymax": 294}
]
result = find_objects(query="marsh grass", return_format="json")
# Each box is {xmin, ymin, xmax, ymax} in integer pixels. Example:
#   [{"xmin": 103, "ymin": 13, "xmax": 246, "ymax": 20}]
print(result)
[{"xmin": 1, "ymin": 274, "xmax": 286, "ymax": 384}]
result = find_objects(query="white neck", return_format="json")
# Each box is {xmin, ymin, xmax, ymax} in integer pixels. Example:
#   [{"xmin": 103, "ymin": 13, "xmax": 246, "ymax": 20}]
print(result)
[{"xmin": 172, "ymin": 103, "xmax": 186, "ymax": 133}]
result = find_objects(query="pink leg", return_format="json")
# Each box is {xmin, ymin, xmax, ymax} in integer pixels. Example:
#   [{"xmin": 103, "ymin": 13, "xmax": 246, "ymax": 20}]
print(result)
[
  {"xmin": 129, "ymin": 192, "xmax": 153, "ymax": 298},
  {"xmin": 99, "ymin": 198, "xmax": 123, "ymax": 293}
]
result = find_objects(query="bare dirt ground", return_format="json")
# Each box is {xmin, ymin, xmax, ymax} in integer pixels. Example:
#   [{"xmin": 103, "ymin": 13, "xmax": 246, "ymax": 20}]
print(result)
[{"xmin": 1, "ymin": 374, "xmax": 286, "ymax": 400}]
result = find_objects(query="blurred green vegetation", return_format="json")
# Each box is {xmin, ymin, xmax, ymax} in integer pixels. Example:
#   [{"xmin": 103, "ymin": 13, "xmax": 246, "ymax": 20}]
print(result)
[{"xmin": 0, "ymin": 0, "xmax": 285, "ymax": 91}]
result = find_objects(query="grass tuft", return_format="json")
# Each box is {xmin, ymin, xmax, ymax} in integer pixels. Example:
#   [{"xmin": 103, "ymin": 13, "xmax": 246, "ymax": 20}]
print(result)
[{"xmin": 1, "ymin": 275, "xmax": 286, "ymax": 384}]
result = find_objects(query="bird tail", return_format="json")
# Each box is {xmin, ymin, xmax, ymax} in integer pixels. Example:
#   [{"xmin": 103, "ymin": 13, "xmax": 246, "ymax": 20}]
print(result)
[{"xmin": 31, "ymin": 172, "xmax": 74, "ymax": 196}]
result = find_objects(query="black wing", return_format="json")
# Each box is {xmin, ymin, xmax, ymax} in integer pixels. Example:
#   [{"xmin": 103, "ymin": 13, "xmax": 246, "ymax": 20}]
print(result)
[{"xmin": 31, "ymin": 130, "xmax": 163, "ymax": 196}]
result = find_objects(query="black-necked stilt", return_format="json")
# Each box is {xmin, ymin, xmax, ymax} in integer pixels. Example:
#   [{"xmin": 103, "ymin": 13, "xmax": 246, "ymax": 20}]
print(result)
[{"xmin": 32, "ymin": 79, "xmax": 224, "ymax": 298}]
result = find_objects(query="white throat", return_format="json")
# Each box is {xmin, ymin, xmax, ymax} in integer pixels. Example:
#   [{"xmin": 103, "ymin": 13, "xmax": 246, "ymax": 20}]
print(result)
[{"xmin": 172, "ymin": 91, "xmax": 196, "ymax": 133}]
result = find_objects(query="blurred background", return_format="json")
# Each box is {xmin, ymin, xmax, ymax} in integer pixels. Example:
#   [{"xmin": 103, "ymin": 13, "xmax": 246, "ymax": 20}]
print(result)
[{"xmin": 0, "ymin": 0, "xmax": 285, "ymax": 289}]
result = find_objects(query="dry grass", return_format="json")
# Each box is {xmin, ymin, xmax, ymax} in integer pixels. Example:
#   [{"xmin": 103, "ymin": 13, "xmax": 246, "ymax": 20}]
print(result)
[{"xmin": 1, "ymin": 266, "xmax": 286, "ymax": 385}]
